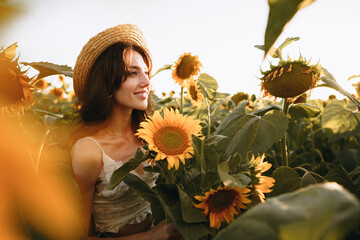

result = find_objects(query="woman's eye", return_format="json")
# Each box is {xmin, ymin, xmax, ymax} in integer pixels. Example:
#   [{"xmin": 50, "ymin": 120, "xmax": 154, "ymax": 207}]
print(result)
[{"xmin": 129, "ymin": 71, "xmax": 137, "ymax": 76}]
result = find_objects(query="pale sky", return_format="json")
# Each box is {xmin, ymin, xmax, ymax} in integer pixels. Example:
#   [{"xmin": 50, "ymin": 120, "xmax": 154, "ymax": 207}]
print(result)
[{"xmin": 2, "ymin": 0, "xmax": 360, "ymax": 100}]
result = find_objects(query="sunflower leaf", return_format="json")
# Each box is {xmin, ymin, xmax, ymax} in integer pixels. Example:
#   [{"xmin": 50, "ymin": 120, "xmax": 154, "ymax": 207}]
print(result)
[
  {"xmin": 215, "ymin": 110, "xmax": 288, "ymax": 158},
  {"xmin": 153, "ymin": 184, "xmax": 210, "ymax": 240},
  {"xmin": 191, "ymin": 135, "xmax": 219, "ymax": 173},
  {"xmin": 264, "ymin": 0, "xmax": 315, "ymax": 58},
  {"xmin": 214, "ymin": 182, "xmax": 360, "ymax": 240},
  {"xmin": 320, "ymin": 68, "xmax": 360, "ymax": 109},
  {"xmin": 123, "ymin": 173, "xmax": 165, "ymax": 224},
  {"xmin": 288, "ymin": 103, "xmax": 321, "ymax": 119},
  {"xmin": 109, "ymin": 148, "xmax": 148, "ymax": 190},
  {"xmin": 321, "ymin": 100, "xmax": 360, "ymax": 142},
  {"xmin": 197, "ymin": 73, "xmax": 218, "ymax": 100},
  {"xmin": 152, "ymin": 64, "xmax": 172, "ymax": 78},
  {"xmin": 218, "ymin": 159, "xmax": 251, "ymax": 188},
  {"xmin": 177, "ymin": 186, "xmax": 207, "ymax": 223},
  {"xmin": 21, "ymin": 61, "xmax": 73, "ymax": 79},
  {"xmin": 269, "ymin": 166, "xmax": 301, "ymax": 197}
]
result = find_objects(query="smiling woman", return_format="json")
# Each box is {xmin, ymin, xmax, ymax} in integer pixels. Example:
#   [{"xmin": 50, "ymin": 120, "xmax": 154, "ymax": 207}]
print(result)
[{"xmin": 70, "ymin": 24, "xmax": 183, "ymax": 239}]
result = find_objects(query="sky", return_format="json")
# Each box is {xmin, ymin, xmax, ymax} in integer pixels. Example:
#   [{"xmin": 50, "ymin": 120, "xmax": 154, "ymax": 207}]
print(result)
[{"xmin": 2, "ymin": 0, "xmax": 360, "ymax": 100}]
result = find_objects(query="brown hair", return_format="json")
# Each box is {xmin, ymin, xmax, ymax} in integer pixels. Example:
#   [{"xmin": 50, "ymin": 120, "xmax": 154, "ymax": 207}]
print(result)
[{"xmin": 72, "ymin": 42, "xmax": 153, "ymax": 141}]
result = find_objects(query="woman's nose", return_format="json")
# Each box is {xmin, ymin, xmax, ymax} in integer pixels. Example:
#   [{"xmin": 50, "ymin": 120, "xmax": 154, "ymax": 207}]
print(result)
[{"xmin": 140, "ymin": 72, "xmax": 150, "ymax": 87}]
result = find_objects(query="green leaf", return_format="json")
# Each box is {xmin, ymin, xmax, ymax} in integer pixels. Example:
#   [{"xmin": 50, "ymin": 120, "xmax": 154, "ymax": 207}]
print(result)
[
  {"xmin": 109, "ymin": 148, "xmax": 148, "ymax": 190},
  {"xmin": 213, "ymin": 101, "xmax": 247, "ymax": 135},
  {"xmin": 123, "ymin": 173, "xmax": 165, "ymax": 224},
  {"xmin": 324, "ymin": 164, "xmax": 359, "ymax": 197},
  {"xmin": 204, "ymin": 134, "xmax": 228, "ymax": 145},
  {"xmin": 320, "ymin": 68, "xmax": 360, "ymax": 109},
  {"xmin": 21, "ymin": 61, "xmax": 73, "ymax": 79},
  {"xmin": 153, "ymin": 184, "xmax": 210, "ymax": 240},
  {"xmin": 222, "ymin": 110, "xmax": 288, "ymax": 157},
  {"xmin": 264, "ymin": 0, "xmax": 315, "ymax": 57},
  {"xmin": 191, "ymin": 135, "xmax": 219, "ymax": 173},
  {"xmin": 288, "ymin": 103, "xmax": 321, "ymax": 119},
  {"xmin": 212, "ymin": 92, "xmax": 230, "ymax": 99},
  {"xmin": 270, "ymin": 166, "xmax": 301, "ymax": 197},
  {"xmin": 197, "ymin": 73, "xmax": 218, "ymax": 100},
  {"xmin": 152, "ymin": 64, "xmax": 172, "ymax": 78},
  {"xmin": 218, "ymin": 160, "xmax": 251, "ymax": 188},
  {"xmin": 214, "ymin": 182, "xmax": 360, "ymax": 240},
  {"xmin": 251, "ymin": 105, "xmax": 282, "ymax": 116},
  {"xmin": 300, "ymin": 170, "xmax": 326, "ymax": 188},
  {"xmin": 177, "ymin": 186, "xmax": 207, "ymax": 223},
  {"xmin": 321, "ymin": 100, "xmax": 360, "ymax": 141}
]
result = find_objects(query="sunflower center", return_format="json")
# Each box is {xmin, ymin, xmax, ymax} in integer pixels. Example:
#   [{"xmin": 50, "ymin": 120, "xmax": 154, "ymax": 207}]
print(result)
[
  {"xmin": 153, "ymin": 126, "xmax": 188, "ymax": 155},
  {"xmin": 207, "ymin": 189, "xmax": 237, "ymax": 213}
]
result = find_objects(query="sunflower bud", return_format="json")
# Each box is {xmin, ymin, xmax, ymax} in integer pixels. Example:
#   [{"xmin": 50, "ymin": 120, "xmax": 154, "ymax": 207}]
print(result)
[{"xmin": 261, "ymin": 61, "xmax": 321, "ymax": 99}]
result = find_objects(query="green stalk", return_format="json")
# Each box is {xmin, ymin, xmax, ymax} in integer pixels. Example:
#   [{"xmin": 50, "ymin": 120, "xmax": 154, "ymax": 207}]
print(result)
[
  {"xmin": 204, "ymin": 97, "xmax": 211, "ymax": 138},
  {"xmin": 35, "ymin": 129, "xmax": 50, "ymax": 173},
  {"xmin": 180, "ymin": 86, "xmax": 184, "ymax": 114},
  {"xmin": 280, "ymin": 98, "xmax": 291, "ymax": 166}
]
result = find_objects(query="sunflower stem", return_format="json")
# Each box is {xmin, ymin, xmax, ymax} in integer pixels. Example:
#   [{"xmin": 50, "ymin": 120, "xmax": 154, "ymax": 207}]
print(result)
[
  {"xmin": 280, "ymin": 99, "xmax": 290, "ymax": 166},
  {"xmin": 204, "ymin": 97, "xmax": 211, "ymax": 138},
  {"xmin": 35, "ymin": 129, "xmax": 50, "ymax": 173},
  {"xmin": 180, "ymin": 86, "xmax": 184, "ymax": 114}
]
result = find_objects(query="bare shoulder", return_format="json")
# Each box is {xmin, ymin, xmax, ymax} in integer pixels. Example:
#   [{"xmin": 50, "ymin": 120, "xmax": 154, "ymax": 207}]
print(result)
[{"xmin": 71, "ymin": 138, "xmax": 102, "ymax": 184}]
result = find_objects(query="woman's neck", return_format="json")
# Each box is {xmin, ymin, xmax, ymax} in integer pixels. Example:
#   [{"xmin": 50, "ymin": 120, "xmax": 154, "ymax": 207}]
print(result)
[{"xmin": 99, "ymin": 106, "xmax": 134, "ymax": 138}]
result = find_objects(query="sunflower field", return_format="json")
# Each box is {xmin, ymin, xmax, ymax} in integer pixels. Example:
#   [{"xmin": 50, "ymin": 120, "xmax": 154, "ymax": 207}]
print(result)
[{"xmin": 1, "ymin": 1, "xmax": 360, "ymax": 240}]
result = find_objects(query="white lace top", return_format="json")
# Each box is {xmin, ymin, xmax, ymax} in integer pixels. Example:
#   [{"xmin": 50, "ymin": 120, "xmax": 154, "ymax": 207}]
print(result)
[{"xmin": 73, "ymin": 137, "xmax": 158, "ymax": 234}]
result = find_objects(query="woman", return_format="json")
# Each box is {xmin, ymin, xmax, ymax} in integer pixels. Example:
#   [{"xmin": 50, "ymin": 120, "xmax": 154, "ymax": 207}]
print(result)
[{"xmin": 71, "ymin": 24, "xmax": 182, "ymax": 239}]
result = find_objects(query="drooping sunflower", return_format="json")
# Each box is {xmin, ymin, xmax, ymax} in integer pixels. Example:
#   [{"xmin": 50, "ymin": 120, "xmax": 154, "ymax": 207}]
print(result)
[
  {"xmin": 260, "ymin": 56, "xmax": 322, "ymax": 99},
  {"xmin": 231, "ymin": 92, "xmax": 249, "ymax": 106},
  {"xmin": 186, "ymin": 78, "xmax": 204, "ymax": 107},
  {"xmin": 172, "ymin": 53, "xmax": 202, "ymax": 87},
  {"xmin": 34, "ymin": 78, "xmax": 49, "ymax": 90},
  {"xmin": 0, "ymin": 52, "xmax": 34, "ymax": 114},
  {"xmin": 194, "ymin": 186, "xmax": 251, "ymax": 229},
  {"xmin": 136, "ymin": 108, "xmax": 202, "ymax": 170},
  {"xmin": 250, "ymin": 154, "xmax": 275, "ymax": 203}
]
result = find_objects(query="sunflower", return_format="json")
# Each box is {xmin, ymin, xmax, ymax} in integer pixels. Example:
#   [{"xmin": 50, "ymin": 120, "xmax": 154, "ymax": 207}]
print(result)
[
  {"xmin": 260, "ymin": 56, "xmax": 322, "ymax": 99},
  {"xmin": 186, "ymin": 78, "xmax": 204, "ymax": 107},
  {"xmin": 0, "ymin": 55, "xmax": 33, "ymax": 115},
  {"xmin": 250, "ymin": 154, "xmax": 275, "ymax": 203},
  {"xmin": 231, "ymin": 92, "xmax": 249, "ymax": 106},
  {"xmin": 194, "ymin": 186, "xmax": 251, "ymax": 229},
  {"xmin": 136, "ymin": 108, "xmax": 202, "ymax": 170},
  {"xmin": 50, "ymin": 87, "xmax": 65, "ymax": 99},
  {"xmin": 34, "ymin": 78, "xmax": 49, "ymax": 90},
  {"xmin": 172, "ymin": 53, "xmax": 202, "ymax": 87}
]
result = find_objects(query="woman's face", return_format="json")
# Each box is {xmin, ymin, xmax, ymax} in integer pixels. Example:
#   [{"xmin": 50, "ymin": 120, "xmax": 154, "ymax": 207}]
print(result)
[{"xmin": 113, "ymin": 49, "xmax": 150, "ymax": 110}]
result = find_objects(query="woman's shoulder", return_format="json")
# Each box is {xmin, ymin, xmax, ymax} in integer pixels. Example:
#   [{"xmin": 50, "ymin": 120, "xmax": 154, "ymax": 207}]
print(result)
[{"xmin": 71, "ymin": 137, "xmax": 103, "ymax": 180}]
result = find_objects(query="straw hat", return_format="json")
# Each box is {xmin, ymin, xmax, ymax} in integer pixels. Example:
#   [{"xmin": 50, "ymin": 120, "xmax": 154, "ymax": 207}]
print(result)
[{"xmin": 73, "ymin": 24, "xmax": 148, "ymax": 101}]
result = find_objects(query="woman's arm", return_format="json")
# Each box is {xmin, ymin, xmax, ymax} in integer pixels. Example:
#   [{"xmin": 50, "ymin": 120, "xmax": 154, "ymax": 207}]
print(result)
[{"xmin": 71, "ymin": 139, "xmax": 102, "ymax": 237}]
